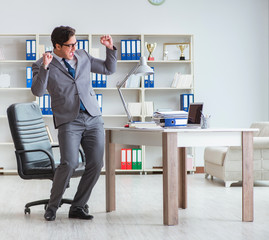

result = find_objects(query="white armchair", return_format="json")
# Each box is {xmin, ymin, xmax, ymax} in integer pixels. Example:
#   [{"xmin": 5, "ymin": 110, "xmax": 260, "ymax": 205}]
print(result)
[{"xmin": 204, "ymin": 122, "xmax": 269, "ymax": 187}]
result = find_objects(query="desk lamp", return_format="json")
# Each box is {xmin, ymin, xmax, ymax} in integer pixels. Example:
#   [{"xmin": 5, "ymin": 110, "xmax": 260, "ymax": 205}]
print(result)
[{"xmin": 116, "ymin": 56, "xmax": 154, "ymax": 125}]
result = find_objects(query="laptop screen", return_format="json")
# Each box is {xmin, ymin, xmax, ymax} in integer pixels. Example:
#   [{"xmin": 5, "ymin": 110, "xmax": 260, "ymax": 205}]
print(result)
[{"xmin": 187, "ymin": 103, "xmax": 203, "ymax": 125}]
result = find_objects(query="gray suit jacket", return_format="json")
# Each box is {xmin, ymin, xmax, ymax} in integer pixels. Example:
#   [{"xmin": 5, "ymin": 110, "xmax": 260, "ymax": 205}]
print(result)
[{"xmin": 31, "ymin": 48, "xmax": 117, "ymax": 128}]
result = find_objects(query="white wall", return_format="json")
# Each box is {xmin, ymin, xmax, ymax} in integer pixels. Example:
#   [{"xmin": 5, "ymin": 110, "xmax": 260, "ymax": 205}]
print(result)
[{"xmin": 1, "ymin": 0, "xmax": 268, "ymax": 165}]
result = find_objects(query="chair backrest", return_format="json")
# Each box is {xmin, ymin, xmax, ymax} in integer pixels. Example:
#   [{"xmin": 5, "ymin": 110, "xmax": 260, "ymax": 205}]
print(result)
[{"xmin": 7, "ymin": 102, "xmax": 54, "ymax": 178}]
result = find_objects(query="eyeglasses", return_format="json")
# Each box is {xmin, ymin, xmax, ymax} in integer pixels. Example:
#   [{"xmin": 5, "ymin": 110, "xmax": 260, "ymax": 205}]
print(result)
[{"xmin": 62, "ymin": 42, "xmax": 78, "ymax": 48}]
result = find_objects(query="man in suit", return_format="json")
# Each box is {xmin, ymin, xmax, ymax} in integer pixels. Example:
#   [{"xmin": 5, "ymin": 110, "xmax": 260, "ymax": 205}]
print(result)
[{"xmin": 31, "ymin": 26, "xmax": 117, "ymax": 221}]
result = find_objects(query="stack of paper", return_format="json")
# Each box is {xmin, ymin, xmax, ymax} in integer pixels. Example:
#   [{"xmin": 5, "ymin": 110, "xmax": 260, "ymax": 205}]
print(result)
[
  {"xmin": 153, "ymin": 111, "xmax": 188, "ymax": 127},
  {"xmin": 153, "ymin": 111, "xmax": 188, "ymax": 119},
  {"xmin": 128, "ymin": 121, "xmax": 161, "ymax": 129}
]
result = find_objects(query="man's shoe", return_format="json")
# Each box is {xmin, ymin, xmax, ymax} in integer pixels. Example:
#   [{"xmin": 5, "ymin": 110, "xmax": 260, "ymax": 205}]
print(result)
[
  {"xmin": 69, "ymin": 207, "xmax": 94, "ymax": 220},
  {"xmin": 44, "ymin": 208, "xmax": 56, "ymax": 221}
]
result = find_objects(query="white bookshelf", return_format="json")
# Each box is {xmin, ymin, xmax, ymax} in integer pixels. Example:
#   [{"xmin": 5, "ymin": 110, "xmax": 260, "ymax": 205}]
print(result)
[{"xmin": 0, "ymin": 33, "xmax": 195, "ymax": 173}]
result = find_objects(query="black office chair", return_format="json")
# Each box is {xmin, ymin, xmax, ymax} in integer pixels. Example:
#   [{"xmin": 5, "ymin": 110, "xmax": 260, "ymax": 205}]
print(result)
[{"xmin": 7, "ymin": 102, "xmax": 87, "ymax": 214}]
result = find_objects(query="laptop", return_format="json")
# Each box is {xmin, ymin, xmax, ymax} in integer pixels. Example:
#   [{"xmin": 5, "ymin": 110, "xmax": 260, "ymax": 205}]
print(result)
[{"xmin": 185, "ymin": 103, "xmax": 204, "ymax": 128}]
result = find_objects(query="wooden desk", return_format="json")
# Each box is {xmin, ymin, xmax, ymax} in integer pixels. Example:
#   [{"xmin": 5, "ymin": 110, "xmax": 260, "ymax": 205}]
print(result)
[{"xmin": 105, "ymin": 128, "xmax": 258, "ymax": 226}]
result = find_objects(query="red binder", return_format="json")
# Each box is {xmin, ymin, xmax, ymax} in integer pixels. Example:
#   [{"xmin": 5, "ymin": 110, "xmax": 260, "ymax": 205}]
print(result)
[
  {"xmin": 121, "ymin": 149, "xmax": 127, "ymax": 169},
  {"xmin": 126, "ymin": 149, "xmax": 132, "ymax": 170}
]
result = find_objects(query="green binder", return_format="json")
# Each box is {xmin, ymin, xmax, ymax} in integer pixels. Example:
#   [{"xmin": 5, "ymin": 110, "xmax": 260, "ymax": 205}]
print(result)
[
  {"xmin": 132, "ymin": 149, "xmax": 137, "ymax": 169},
  {"xmin": 137, "ymin": 148, "xmax": 142, "ymax": 170}
]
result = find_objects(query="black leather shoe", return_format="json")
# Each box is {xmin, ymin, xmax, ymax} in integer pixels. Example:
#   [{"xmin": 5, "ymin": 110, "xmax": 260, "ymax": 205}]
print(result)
[
  {"xmin": 44, "ymin": 209, "xmax": 56, "ymax": 221},
  {"xmin": 69, "ymin": 207, "xmax": 94, "ymax": 220}
]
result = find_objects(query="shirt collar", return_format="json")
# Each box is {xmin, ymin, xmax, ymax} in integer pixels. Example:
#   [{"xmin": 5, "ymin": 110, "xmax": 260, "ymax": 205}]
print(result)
[
  {"xmin": 52, "ymin": 50, "xmax": 77, "ymax": 68},
  {"xmin": 51, "ymin": 51, "xmax": 62, "ymax": 63}
]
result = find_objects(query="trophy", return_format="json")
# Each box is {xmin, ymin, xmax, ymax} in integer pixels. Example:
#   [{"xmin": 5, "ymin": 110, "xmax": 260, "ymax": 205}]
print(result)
[
  {"xmin": 177, "ymin": 43, "xmax": 189, "ymax": 60},
  {"xmin": 145, "ymin": 42, "xmax": 157, "ymax": 61}
]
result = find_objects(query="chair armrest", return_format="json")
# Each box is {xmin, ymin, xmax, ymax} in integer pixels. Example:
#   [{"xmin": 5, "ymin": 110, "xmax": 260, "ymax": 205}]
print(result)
[
  {"xmin": 253, "ymin": 137, "xmax": 269, "ymax": 149},
  {"xmin": 16, "ymin": 149, "xmax": 56, "ymax": 172}
]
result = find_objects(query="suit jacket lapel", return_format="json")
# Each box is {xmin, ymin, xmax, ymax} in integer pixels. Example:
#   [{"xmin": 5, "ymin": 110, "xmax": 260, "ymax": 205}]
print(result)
[
  {"xmin": 50, "ymin": 58, "xmax": 72, "ymax": 79},
  {"xmin": 74, "ymin": 52, "xmax": 81, "ymax": 79}
]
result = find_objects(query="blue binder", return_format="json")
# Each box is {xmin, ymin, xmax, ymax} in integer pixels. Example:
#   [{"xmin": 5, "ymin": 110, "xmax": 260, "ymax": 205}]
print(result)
[
  {"xmin": 144, "ymin": 75, "xmax": 149, "ymax": 88},
  {"xmin": 180, "ymin": 94, "xmax": 194, "ymax": 112},
  {"xmin": 96, "ymin": 94, "xmax": 103, "ymax": 112},
  {"xmin": 92, "ymin": 73, "xmax": 97, "ymax": 87},
  {"xmin": 131, "ymin": 40, "xmax": 136, "ymax": 60},
  {"xmin": 26, "ymin": 67, "xmax": 32, "ymax": 88},
  {"xmin": 136, "ymin": 40, "xmax": 141, "ymax": 60},
  {"xmin": 43, "ymin": 94, "xmax": 50, "ymax": 115},
  {"xmin": 77, "ymin": 40, "xmax": 84, "ymax": 50},
  {"xmin": 96, "ymin": 74, "xmax": 102, "ymax": 88},
  {"xmin": 149, "ymin": 67, "xmax": 154, "ymax": 88},
  {"xmin": 26, "ymin": 40, "xmax": 31, "ymax": 60},
  {"xmin": 121, "ymin": 40, "xmax": 127, "ymax": 60},
  {"xmin": 84, "ymin": 40, "xmax": 89, "ymax": 52},
  {"xmin": 48, "ymin": 94, "xmax": 53, "ymax": 115},
  {"xmin": 126, "ymin": 40, "xmax": 131, "ymax": 60},
  {"xmin": 162, "ymin": 118, "xmax": 188, "ymax": 127},
  {"xmin": 31, "ymin": 40, "xmax": 36, "ymax": 60},
  {"xmin": 188, "ymin": 94, "xmax": 194, "ymax": 105},
  {"xmin": 101, "ymin": 74, "xmax": 107, "ymax": 88}
]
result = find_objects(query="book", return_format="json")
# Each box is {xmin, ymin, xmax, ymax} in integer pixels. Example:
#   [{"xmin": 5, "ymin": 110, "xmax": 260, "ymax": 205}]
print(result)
[
  {"xmin": 144, "ymin": 101, "xmax": 154, "ymax": 116},
  {"xmin": 171, "ymin": 73, "xmax": 193, "ymax": 89}
]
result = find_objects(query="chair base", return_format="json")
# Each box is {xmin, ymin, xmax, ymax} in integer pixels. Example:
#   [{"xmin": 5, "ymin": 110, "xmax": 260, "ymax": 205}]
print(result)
[{"xmin": 24, "ymin": 199, "xmax": 89, "ymax": 214}]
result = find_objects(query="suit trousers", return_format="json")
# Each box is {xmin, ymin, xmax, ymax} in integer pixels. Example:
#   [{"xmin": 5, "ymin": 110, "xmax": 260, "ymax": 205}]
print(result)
[{"xmin": 48, "ymin": 111, "xmax": 104, "ymax": 212}]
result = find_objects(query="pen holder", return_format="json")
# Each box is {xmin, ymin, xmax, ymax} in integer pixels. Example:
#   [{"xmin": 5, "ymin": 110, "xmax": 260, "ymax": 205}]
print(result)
[{"xmin": 201, "ymin": 115, "xmax": 211, "ymax": 129}]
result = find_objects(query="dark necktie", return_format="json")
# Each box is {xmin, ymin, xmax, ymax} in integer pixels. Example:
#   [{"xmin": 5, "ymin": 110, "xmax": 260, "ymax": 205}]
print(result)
[{"xmin": 62, "ymin": 58, "xmax": 86, "ymax": 111}]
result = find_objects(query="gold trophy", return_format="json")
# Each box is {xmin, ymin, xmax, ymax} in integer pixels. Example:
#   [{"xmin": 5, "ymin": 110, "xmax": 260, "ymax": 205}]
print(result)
[
  {"xmin": 145, "ymin": 42, "xmax": 157, "ymax": 61},
  {"xmin": 177, "ymin": 43, "xmax": 189, "ymax": 60}
]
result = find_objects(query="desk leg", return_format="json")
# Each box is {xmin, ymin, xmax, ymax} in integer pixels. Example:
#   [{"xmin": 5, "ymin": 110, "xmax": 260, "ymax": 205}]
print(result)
[
  {"xmin": 162, "ymin": 132, "xmax": 178, "ymax": 226},
  {"xmin": 105, "ymin": 130, "xmax": 116, "ymax": 212},
  {"xmin": 242, "ymin": 131, "xmax": 254, "ymax": 222},
  {"xmin": 178, "ymin": 147, "xmax": 187, "ymax": 209}
]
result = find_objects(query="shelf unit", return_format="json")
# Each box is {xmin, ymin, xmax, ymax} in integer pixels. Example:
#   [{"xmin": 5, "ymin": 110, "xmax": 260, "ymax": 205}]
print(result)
[{"xmin": 0, "ymin": 33, "xmax": 194, "ymax": 174}]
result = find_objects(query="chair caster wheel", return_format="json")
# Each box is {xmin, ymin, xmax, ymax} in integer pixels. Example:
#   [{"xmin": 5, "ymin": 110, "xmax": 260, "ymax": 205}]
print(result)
[{"xmin": 25, "ymin": 208, "xmax": 31, "ymax": 214}]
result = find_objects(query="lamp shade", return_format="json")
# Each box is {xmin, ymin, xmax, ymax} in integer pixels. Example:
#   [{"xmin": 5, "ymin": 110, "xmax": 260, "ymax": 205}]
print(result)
[{"xmin": 134, "ymin": 56, "xmax": 154, "ymax": 76}]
